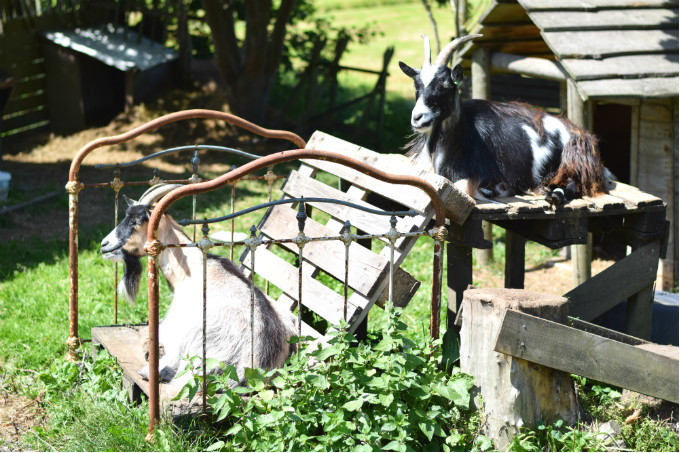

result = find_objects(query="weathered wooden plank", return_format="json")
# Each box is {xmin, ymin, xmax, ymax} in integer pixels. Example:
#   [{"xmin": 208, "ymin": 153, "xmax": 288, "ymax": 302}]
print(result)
[
  {"xmin": 566, "ymin": 240, "xmax": 660, "ymax": 320},
  {"xmin": 562, "ymin": 54, "xmax": 678, "ymax": 81},
  {"xmin": 542, "ymin": 30, "xmax": 678, "ymax": 59},
  {"xmin": 494, "ymin": 309, "xmax": 679, "ymax": 403},
  {"xmin": 283, "ymin": 170, "xmax": 394, "ymax": 234},
  {"xmin": 519, "ymin": 0, "xmax": 678, "ymax": 11},
  {"xmin": 474, "ymin": 23, "xmax": 542, "ymax": 42},
  {"xmin": 473, "ymin": 200, "xmax": 511, "ymax": 214},
  {"xmin": 241, "ymin": 246, "xmax": 363, "ymax": 324},
  {"xmin": 530, "ymin": 8, "xmax": 678, "ymax": 32},
  {"xmin": 607, "ymin": 181, "xmax": 664, "ymax": 208},
  {"xmin": 91, "ymin": 326, "xmax": 183, "ymax": 403},
  {"xmin": 568, "ymin": 316, "xmax": 649, "ymax": 346},
  {"xmin": 305, "ymin": 131, "xmax": 475, "ymax": 224},
  {"xmin": 582, "ymin": 193, "xmax": 626, "ymax": 211},
  {"xmin": 578, "ymin": 76, "xmax": 679, "ymax": 99},
  {"xmin": 491, "ymin": 52, "xmax": 566, "ymax": 81},
  {"xmin": 375, "ymin": 267, "xmax": 420, "ymax": 309},
  {"xmin": 260, "ymin": 204, "xmax": 389, "ymax": 298},
  {"xmin": 480, "ymin": 1, "xmax": 531, "ymax": 24}
]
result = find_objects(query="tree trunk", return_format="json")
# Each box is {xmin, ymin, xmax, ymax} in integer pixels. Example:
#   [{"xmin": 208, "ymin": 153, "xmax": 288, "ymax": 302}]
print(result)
[
  {"xmin": 202, "ymin": 0, "xmax": 296, "ymax": 125},
  {"xmin": 420, "ymin": 0, "xmax": 441, "ymax": 53}
]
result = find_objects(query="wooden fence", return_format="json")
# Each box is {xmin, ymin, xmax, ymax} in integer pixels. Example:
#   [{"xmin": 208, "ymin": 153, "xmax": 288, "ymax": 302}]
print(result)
[{"xmin": 0, "ymin": 0, "xmax": 178, "ymax": 140}]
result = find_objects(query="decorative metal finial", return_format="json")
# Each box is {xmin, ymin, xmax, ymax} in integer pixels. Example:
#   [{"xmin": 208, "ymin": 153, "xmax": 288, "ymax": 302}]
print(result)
[
  {"xmin": 390, "ymin": 214, "xmax": 397, "ymax": 229},
  {"xmin": 202, "ymin": 222, "xmax": 210, "ymax": 238},
  {"xmin": 250, "ymin": 225, "xmax": 257, "ymax": 237},
  {"xmin": 297, "ymin": 198, "xmax": 307, "ymax": 233},
  {"xmin": 342, "ymin": 220, "xmax": 351, "ymax": 235},
  {"xmin": 113, "ymin": 166, "xmax": 121, "ymax": 179}
]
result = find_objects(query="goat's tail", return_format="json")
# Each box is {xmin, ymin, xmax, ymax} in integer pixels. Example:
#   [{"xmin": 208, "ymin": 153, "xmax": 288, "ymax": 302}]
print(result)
[{"xmin": 546, "ymin": 127, "xmax": 605, "ymax": 205}]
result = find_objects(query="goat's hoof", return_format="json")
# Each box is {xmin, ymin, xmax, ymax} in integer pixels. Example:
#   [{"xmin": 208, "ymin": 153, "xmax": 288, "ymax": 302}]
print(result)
[
  {"xmin": 159, "ymin": 366, "xmax": 177, "ymax": 382},
  {"xmin": 137, "ymin": 366, "xmax": 150, "ymax": 381},
  {"xmin": 545, "ymin": 188, "xmax": 566, "ymax": 207}
]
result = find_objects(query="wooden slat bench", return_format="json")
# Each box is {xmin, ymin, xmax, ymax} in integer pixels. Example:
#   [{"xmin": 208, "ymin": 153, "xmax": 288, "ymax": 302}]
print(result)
[
  {"xmin": 447, "ymin": 177, "xmax": 667, "ymax": 341},
  {"xmin": 240, "ymin": 131, "xmax": 471, "ymax": 345}
]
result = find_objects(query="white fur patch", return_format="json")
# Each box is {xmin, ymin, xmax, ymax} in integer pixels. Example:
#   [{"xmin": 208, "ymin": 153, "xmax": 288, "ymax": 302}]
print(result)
[
  {"xmin": 419, "ymin": 63, "xmax": 437, "ymax": 87},
  {"xmin": 522, "ymin": 115, "xmax": 570, "ymax": 185}
]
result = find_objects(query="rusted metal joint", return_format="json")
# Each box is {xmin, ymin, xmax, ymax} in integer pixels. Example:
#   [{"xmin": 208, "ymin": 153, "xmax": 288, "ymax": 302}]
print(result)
[
  {"xmin": 65, "ymin": 181, "xmax": 84, "ymax": 194},
  {"xmin": 386, "ymin": 215, "xmax": 400, "ymax": 244},
  {"xmin": 110, "ymin": 176, "xmax": 125, "ymax": 193},
  {"xmin": 264, "ymin": 167, "xmax": 278, "ymax": 185},
  {"xmin": 429, "ymin": 225, "xmax": 448, "ymax": 242},
  {"xmin": 144, "ymin": 240, "xmax": 164, "ymax": 257},
  {"xmin": 65, "ymin": 336, "xmax": 81, "ymax": 361},
  {"xmin": 244, "ymin": 226, "xmax": 262, "ymax": 251},
  {"xmin": 340, "ymin": 220, "xmax": 355, "ymax": 247},
  {"xmin": 188, "ymin": 174, "xmax": 202, "ymax": 184}
]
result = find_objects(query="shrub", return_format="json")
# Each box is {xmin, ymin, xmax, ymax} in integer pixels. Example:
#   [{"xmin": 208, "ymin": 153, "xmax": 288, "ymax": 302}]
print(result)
[{"xmin": 175, "ymin": 304, "xmax": 483, "ymax": 452}]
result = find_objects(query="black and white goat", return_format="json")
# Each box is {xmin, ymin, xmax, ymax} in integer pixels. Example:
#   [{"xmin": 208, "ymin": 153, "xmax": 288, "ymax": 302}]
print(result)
[
  {"xmin": 100, "ymin": 184, "xmax": 296, "ymax": 385},
  {"xmin": 399, "ymin": 35, "xmax": 607, "ymax": 205}
]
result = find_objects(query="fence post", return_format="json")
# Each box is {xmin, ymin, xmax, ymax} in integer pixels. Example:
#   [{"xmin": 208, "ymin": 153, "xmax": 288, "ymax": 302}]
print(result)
[{"xmin": 458, "ymin": 288, "xmax": 579, "ymax": 449}]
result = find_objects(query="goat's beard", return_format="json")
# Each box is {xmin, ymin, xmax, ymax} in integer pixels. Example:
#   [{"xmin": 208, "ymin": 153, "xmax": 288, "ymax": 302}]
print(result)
[{"xmin": 118, "ymin": 252, "xmax": 142, "ymax": 303}]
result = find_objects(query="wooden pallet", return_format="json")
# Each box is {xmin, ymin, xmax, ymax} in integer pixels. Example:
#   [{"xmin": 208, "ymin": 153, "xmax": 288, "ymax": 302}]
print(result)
[{"xmin": 240, "ymin": 131, "xmax": 471, "ymax": 344}]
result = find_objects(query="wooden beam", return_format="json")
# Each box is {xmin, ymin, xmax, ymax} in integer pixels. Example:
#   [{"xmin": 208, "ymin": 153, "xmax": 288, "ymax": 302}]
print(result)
[
  {"xmin": 494, "ymin": 309, "xmax": 679, "ymax": 403},
  {"xmin": 446, "ymin": 243, "xmax": 472, "ymax": 331},
  {"xmin": 471, "ymin": 47, "xmax": 494, "ymax": 265},
  {"xmin": 565, "ymin": 239, "xmax": 660, "ymax": 321},
  {"xmin": 490, "ymin": 52, "xmax": 566, "ymax": 81},
  {"xmin": 505, "ymin": 231, "xmax": 525, "ymax": 289}
]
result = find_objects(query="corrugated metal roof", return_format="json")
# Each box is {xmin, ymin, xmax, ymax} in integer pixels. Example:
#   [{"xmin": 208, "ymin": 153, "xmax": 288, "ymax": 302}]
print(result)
[
  {"xmin": 42, "ymin": 23, "xmax": 178, "ymax": 72},
  {"xmin": 467, "ymin": 0, "xmax": 678, "ymax": 98}
]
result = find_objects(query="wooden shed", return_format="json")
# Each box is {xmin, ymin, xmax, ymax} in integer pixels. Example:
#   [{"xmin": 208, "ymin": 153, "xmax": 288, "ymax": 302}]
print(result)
[{"xmin": 460, "ymin": 0, "xmax": 679, "ymax": 290}]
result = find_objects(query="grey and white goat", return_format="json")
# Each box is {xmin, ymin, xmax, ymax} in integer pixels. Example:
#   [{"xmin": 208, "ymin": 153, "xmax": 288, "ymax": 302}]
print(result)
[
  {"xmin": 399, "ymin": 35, "xmax": 607, "ymax": 206},
  {"xmin": 100, "ymin": 184, "xmax": 296, "ymax": 384}
]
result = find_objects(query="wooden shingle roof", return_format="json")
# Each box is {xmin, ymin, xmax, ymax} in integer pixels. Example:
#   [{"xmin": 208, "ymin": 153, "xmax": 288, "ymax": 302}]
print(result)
[{"xmin": 468, "ymin": 0, "xmax": 679, "ymax": 99}]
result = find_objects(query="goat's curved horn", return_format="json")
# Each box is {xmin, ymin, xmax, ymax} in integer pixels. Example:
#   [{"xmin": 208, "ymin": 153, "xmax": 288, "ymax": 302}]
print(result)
[
  {"xmin": 421, "ymin": 34, "xmax": 431, "ymax": 65},
  {"xmin": 434, "ymin": 34, "xmax": 483, "ymax": 66},
  {"xmin": 138, "ymin": 183, "xmax": 183, "ymax": 206}
]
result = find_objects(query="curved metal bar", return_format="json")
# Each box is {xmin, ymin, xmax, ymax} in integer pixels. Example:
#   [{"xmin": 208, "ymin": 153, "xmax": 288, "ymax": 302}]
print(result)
[
  {"xmin": 94, "ymin": 145, "xmax": 262, "ymax": 170},
  {"xmin": 177, "ymin": 197, "xmax": 418, "ymax": 226},
  {"xmin": 144, "ymin": 148, "xmax": 446, "ymax": 436},
  {"xmin": 147, "ymin": 149, "xmax": 446, "ymax": 239},
  {"xmin": 67, "ymin": 109, "xmax": 307, "ymax": 181}
]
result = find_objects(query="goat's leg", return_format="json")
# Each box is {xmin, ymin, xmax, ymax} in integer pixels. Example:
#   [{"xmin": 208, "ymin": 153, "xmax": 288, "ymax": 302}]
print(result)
[{"xmin": 545, "ymin": 180, "xmax": 578, "ymax": 207}]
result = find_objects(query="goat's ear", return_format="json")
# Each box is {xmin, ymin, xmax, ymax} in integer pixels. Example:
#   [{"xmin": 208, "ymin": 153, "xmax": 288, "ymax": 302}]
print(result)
[
  {"xmin": 399, "ymin": 61, "xmax": 418, "ymax": 79},
  {"xmin": 122, "ymin": 194, "xmax": 136, "ymax": 208},
  {"xmin": 451, "ymin": 64, "xmax": 464, "ymax": 86}
]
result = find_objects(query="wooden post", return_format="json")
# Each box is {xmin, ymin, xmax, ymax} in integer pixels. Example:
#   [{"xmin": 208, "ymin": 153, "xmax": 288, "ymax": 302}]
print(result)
[
  {"xmin": 446, "ymin": 243, "xmax": 473, "ymax": 331},
  {"xmin": 567, "ymin": 79, "xmax": 591, "ymax": 285},
  {"xmin": 472, "ymin": 47, "xmax": 494, "ymax": 265},
  {"xmin": 505, "ymin": 231, "xmax": 525, "ymax": 289},
  {"xmin": 458, "ymin": 288, "xmax": 579, "ymax": 449}
]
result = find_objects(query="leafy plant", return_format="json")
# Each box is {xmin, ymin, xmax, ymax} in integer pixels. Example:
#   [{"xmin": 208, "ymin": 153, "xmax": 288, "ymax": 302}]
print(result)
[
  {"xmin": 510, "ymin": 419, "xmax": 606, "ymax": 452},
  {"xmin": 174, "ymin": 303, "xmax": 482, "ymax": 452}
]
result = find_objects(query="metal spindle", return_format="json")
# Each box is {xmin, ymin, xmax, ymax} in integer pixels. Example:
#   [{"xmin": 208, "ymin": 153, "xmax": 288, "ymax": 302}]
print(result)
[
  {"xmin": 112, "ymin": 167, "xmax": 123, "ymax": 325},
  {"xmin": 341, "ymin": 220, "xmax": 352, "ymax": 323},
  {"xmin": 230, "ymin": 165, "xmax": 237, "ymax": 261},
  {"xmin": 198, "ymin": 222, "xmax": 212, "ymax": 415},
  {"xmin": 191, "ymin": 150, "xmax": 200, "ymax": 242},
  {"xmin": 248, "ymin": 225, "xmax": 258, "ymax": 369},
  {"xmin": 295, "ymin": 199, "xmax": 308, "ymax": 339}
]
